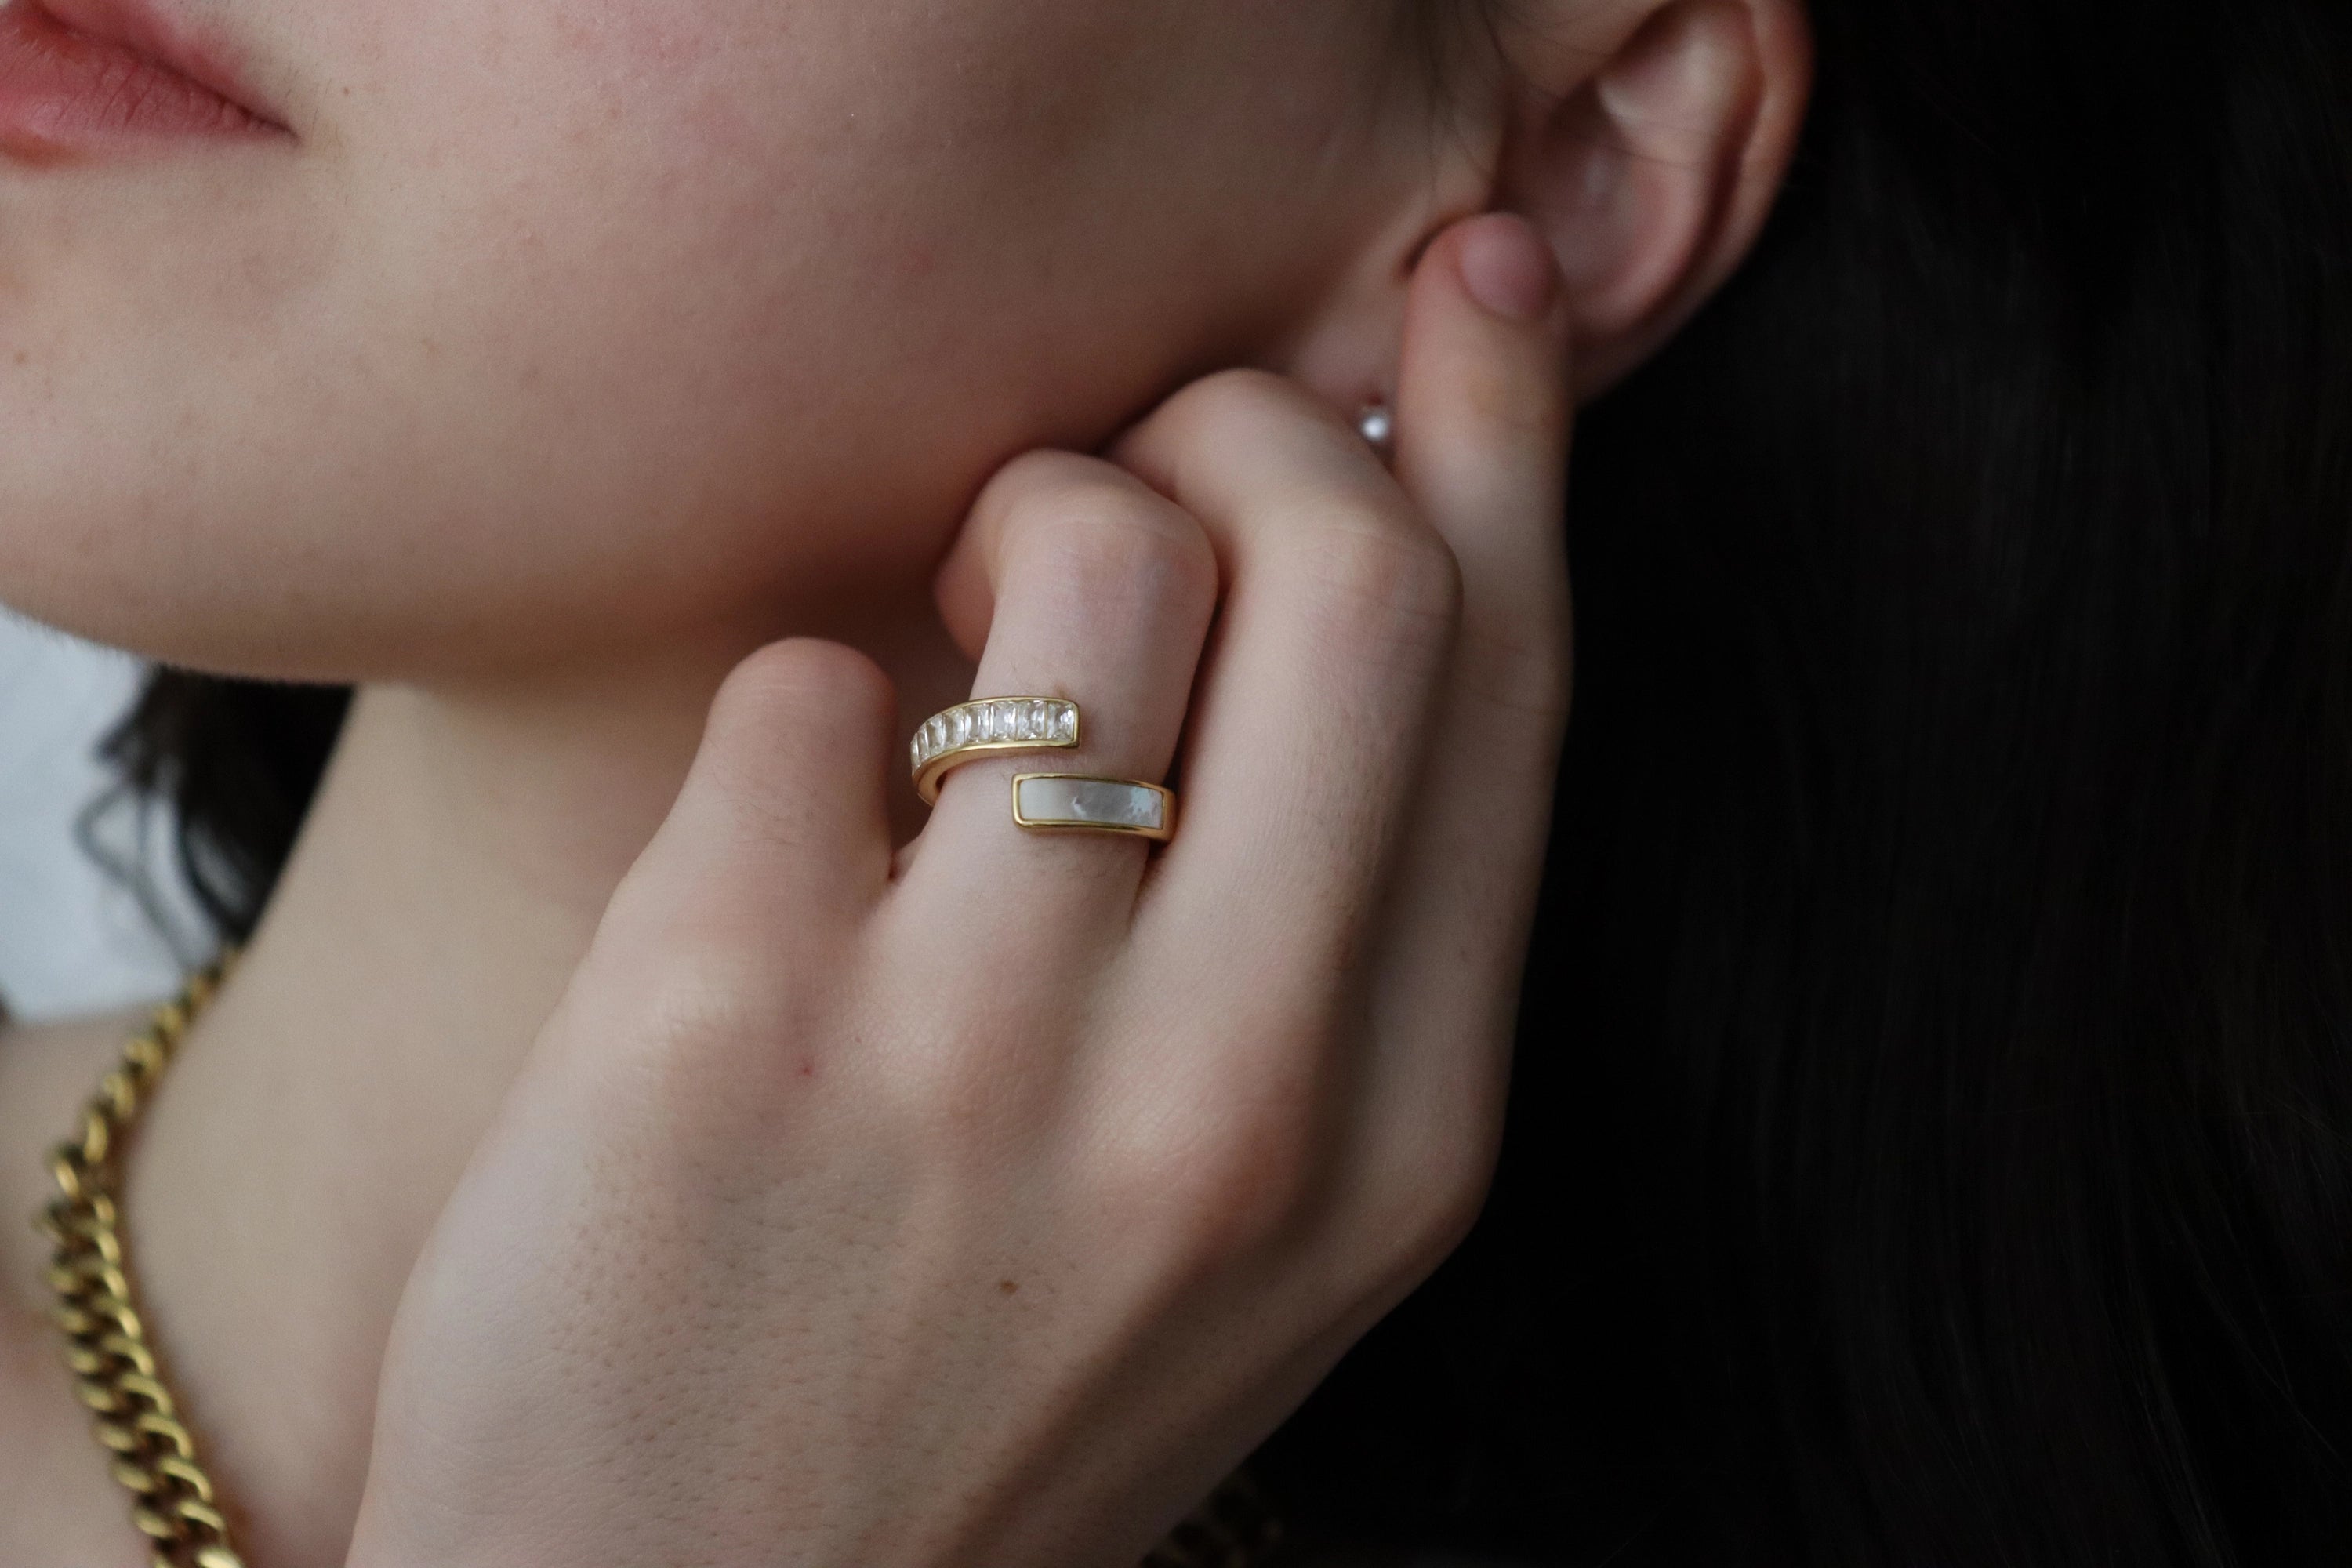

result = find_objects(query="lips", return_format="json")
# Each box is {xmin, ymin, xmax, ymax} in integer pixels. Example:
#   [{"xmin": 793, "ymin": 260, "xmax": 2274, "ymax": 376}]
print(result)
[{"xmin": 0, "ymin": 0, "xmax": 286, "ymax": 159}]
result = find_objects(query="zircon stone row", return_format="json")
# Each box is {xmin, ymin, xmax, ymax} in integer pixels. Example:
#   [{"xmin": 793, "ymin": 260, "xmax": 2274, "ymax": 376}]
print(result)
[{"xmin": 910, "ymin": 698, "xmax": 1080, "ymax": 773}]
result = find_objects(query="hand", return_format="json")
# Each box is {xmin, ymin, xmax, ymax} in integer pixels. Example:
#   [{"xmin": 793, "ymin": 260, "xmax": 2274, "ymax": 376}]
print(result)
[{"xmin": 345, "ymin": 212, "xmax": 1573, "ymax": 1568}]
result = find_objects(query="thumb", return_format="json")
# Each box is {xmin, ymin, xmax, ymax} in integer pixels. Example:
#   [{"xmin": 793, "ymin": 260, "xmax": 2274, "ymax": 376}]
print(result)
[{"xmin": 1393, "ymin": 210, "xmax": 1575, "ymax": 723}]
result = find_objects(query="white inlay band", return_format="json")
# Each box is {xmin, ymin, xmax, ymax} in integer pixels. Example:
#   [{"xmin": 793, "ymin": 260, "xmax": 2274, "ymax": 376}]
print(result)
[{"xmin": 1011, "ymin": 774, "xmax": 1174, "ymax": 841}]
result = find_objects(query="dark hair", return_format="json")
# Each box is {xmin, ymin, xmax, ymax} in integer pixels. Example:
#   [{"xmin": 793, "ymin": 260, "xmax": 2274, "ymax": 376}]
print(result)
[
  {"xmin": 101, "ymin": 0, "xmax": 2352, "ymax": 1559},
  {"xmin": 94, "ymin": 673, "xmax": 348, "ymax": 944}
]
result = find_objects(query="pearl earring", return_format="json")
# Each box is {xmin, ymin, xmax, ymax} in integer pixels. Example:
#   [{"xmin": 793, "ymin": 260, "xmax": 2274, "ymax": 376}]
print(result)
[{"xmin": 1356, "ymin": 400, "xmax": 1396, "ymax": 456}]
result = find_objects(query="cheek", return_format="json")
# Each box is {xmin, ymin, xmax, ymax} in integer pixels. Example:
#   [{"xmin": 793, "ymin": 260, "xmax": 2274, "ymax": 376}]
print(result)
[
  {"xmin": 63, "ymin": 1, "xmax": 1083, "ymax": 671},
  {"xmin": 0, "ymin": 0, "xmax": 1406, "ymax": 679},
  {"xmin": 252, "ymin": 0, "xmax": 1277, "ymax": 640}
]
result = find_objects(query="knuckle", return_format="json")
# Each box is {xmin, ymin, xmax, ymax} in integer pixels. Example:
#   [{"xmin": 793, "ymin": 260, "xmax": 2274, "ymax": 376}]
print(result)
[
  {"xmin": 1180, "ymin": 1124, "xmax": 1326, "ymax": 1263},
  {"xmin": 1359, "ymin": 1105, "xmax": 1505, "ymax": 1287},
  {"xmin": 580, "ymin": 942, "xmax": 802, "ymax": 1117},
  {"xmin": 688, "ymin": 641, "xmax": 892, "ymax": 865},
  {"xmin": 708, "ymin": 638, "xmax": 891, "ymax": 748},
  {"xmin": 1009, "ymin": 490, "xmax": 1218, "ymax": 621},
  {"xmin": 870, "ymin": 1000, "xmax": 1054, "ymax": 1149},
  {"xmin": 627, "ymin": 953, "xmax": 768, "ymax": 1072},
  {"xmin": 974, "ymin": 448, "xmax": 1112, "ymax": 520},
  {"xmin": 1159, "ymin": 367, "xmax": 1348, "ymax": 448},
  {"xmin": 1381, "ymin": 1158, "xmax": 1495, "ymax": 1285},
  {"xmin": 1460, "ymin": 619, "xmax": 1576, "ymax": 723},
  {"xmin": 1102, "ymin": 1065, "xmax": 1334, "ymax": 1270},
  {"xmin": 1291, "ymin": 514, "xmax": 1463, "ymax": 657}
]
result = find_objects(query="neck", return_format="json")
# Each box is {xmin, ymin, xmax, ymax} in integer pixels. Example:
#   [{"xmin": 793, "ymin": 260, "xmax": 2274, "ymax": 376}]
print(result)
[{"xmin": 123, "ymin": 590, "xmax": 972, "ymax": 1566}]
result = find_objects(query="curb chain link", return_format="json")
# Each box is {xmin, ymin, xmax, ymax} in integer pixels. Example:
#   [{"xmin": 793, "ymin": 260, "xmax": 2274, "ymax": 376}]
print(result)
[{"xmin": 38, "ymin": 958, "xmax": 245, "ymax": 1568}]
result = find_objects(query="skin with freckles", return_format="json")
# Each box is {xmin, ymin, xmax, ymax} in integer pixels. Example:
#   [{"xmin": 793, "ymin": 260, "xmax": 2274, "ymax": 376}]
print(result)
[
  {"xmin": 0, "ymin": 0, "xmax": 1812, "ymax": 1563},
  {"xmin": 0, "ymin": 0, "xmax": 1468, "ymax": 678}
]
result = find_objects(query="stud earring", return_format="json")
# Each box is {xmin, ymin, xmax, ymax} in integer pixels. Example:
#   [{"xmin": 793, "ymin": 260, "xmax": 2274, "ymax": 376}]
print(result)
[{"xmin": 1356, "ymin": 400, "xmax": 1396, "ymax": 457}]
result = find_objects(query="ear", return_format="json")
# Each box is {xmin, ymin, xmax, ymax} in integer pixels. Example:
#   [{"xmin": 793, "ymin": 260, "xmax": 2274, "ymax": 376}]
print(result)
[
  {"xmin": 1270, "ymin": 0, "xmax": 1810, "ymax": 412},
  {"xmin": 1511, "ymin": 0, "xmax": 1813, "ymax": 397}
]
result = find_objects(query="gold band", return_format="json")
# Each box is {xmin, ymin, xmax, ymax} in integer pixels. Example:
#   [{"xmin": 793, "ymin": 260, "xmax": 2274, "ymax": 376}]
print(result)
[
  {"xmin": 1011, "ymin": 773, "xmax": 1176, "ymax": 842},
  {"xmin": 911, "ymin": 698, "xmax": 1081, "ymax": 804}
]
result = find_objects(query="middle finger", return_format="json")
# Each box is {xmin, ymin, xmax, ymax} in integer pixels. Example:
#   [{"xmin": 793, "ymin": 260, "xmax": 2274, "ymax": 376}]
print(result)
[{"xmin": 902, "ymin": 449, "xmax": 1219, "ymax": 945}]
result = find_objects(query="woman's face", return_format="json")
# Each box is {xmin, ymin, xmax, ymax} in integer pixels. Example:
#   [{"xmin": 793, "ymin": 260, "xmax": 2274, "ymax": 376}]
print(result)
[{"xmin": 0, "ymin": 0, "xmax": 1463, "ymax": 678}]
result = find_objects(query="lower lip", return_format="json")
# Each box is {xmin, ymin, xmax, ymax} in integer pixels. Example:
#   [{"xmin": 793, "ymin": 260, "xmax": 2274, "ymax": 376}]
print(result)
[{"xmin": 0, "ymin": 0, "xmax": 279, "ymax": 161}]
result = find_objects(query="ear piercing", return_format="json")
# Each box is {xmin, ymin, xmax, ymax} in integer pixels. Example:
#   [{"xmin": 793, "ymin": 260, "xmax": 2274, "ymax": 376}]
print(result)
[{"xmin": 1356, "ymin": 401, "xmax": 1396, "ymax": 456}]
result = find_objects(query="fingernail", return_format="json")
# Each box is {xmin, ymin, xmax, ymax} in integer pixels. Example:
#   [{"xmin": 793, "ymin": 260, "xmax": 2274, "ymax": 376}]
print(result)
[{"xmin": 1456, "ymin": 213, "xmax": 1559, "ymax": 323}]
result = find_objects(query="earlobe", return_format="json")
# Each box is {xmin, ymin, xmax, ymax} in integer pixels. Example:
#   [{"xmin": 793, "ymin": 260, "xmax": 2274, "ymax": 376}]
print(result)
[{"xmin": 1506, "ymin": 0, "xmax": 1811, "ymax": 397}]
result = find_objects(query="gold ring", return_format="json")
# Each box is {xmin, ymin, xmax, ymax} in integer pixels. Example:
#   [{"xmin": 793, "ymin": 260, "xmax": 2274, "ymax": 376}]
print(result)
[
  {"xmin": 911, "ymin": 697, "xmax": 1080, "ymax": 804},
  {"xmin": 1011, "ymin": 773, "xmax": 1176, "ymax": 842}
]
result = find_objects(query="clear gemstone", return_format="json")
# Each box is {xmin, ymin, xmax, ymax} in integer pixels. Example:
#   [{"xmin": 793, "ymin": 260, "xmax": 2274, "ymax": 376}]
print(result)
[
  {"xmin": 950, "ymin": 708, "xmax": 973, "ymax": 746},
  {"xmin": 928, "ymin": 716, "xmax": 948, "ymax": 752},
  {"xmin": 1016, "ymin": 776, "xmax": 1165, "ymax": 832},
  {"xmin": 910, "ymin": 738, "xmax": 924, "ymax": 771},
  {"xmin": 1014, "ymin": 704, "xmax": 1037, "ymax": 741},
  {"xmin": 1027, "ymin": 700, "xmax": 1051, "ymax": 739},
  {"xmin": 993, "ymin": 700, "xmax": 1019, "ymax": 738},
  {"xmin": 1054, "ymin": 705, "xmax": 1078, "ymax": 741}
]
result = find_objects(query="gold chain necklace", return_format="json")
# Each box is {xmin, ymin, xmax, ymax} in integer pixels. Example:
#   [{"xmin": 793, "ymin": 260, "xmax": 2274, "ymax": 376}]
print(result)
[
  {"xmin": 38, "ymin": 956, "xmax": 1282, "ymax": 1568},
  {"xmin": 39, "ymin": 955, "xmax": 244, "ymax": 1568}
]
